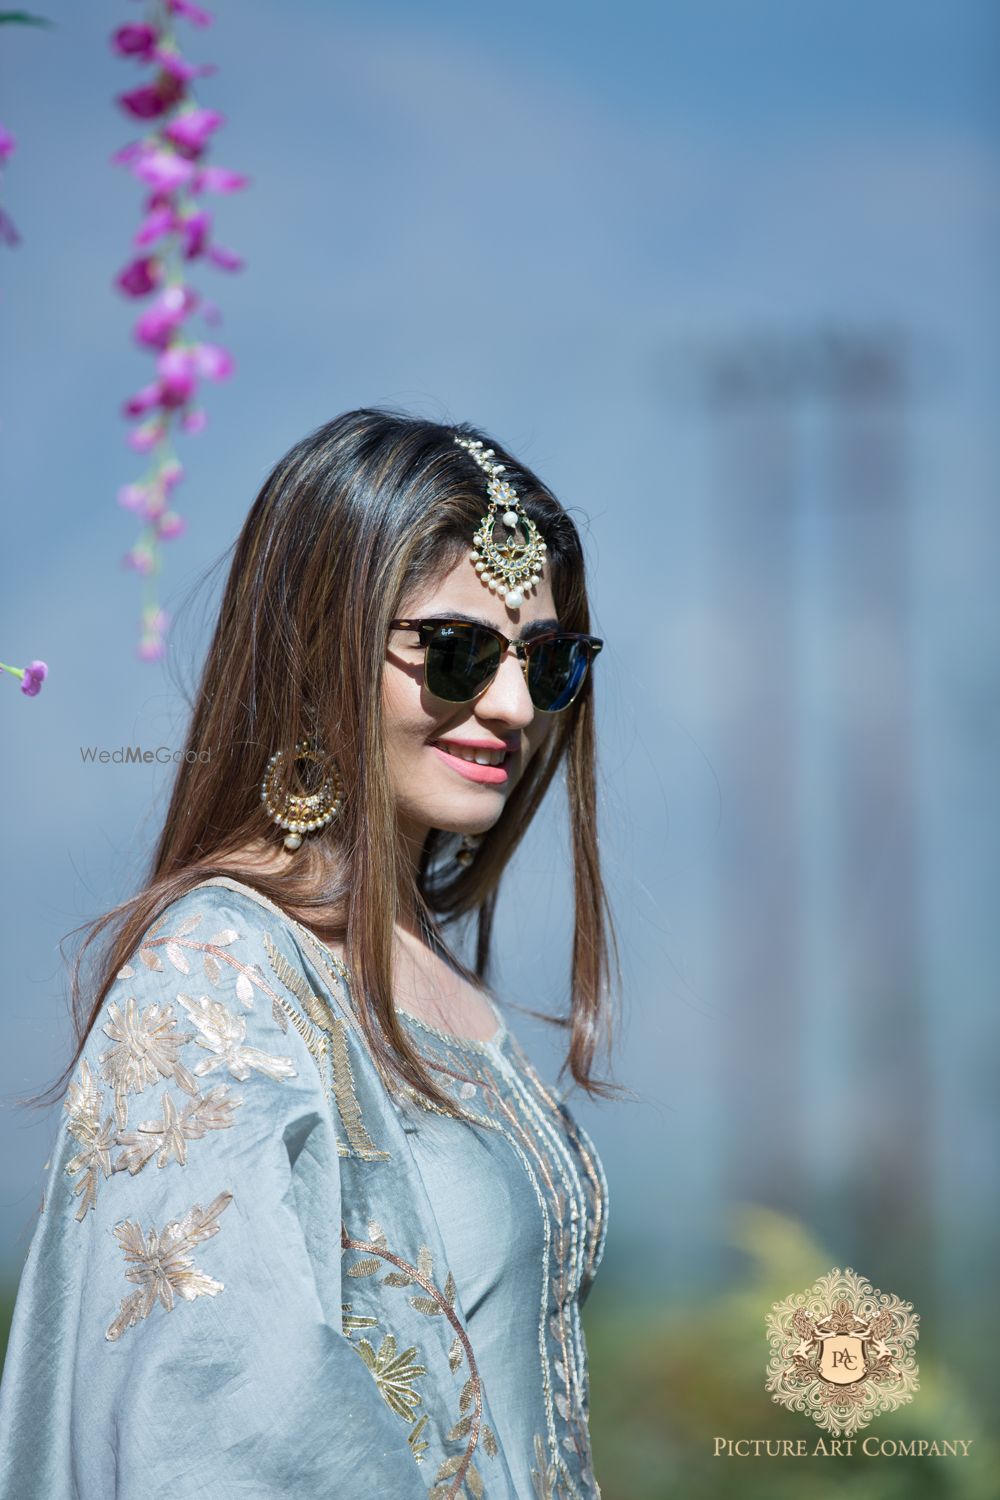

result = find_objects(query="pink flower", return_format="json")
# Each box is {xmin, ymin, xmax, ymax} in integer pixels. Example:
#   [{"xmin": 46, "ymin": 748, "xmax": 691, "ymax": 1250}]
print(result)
[
  {"xmin": 123, "ymin": 382, "xmax": 163, "ymax": 417},
  {"xmin": 21, "ymin": 661, "xmax": 48, "ymax": 697},
  {"xmin": 117, "ymin": 482, "xmax": 148, "ymax": 512},
  {"xmin": 117, "ymin": 71, "xmax": 186, "ymax": 120},
  {"xmin": 117, "ymin": 255, "xmax": 162, "ymax": 295},
  {"xmin": 111, "ymin": 23, "xmax": 159, "ymax": 59},
  {"xmin": 207, "ymin": 243, "xmax": 244, "ymax": 271},
  {"xmin": 155, "ymin": 511, "xmax": 187, "ymax": 539},
  {"xmin": 0, "ymin": 124, "xmax": 15, "ymax": 162},
  {"xmin": 137, "ymin": 635, "xmax": 167, "ymax": 661},
  {"xmin": 134, "ymin": 204, "xmax": 175, "ymax": 246},
  {"xmin": 131, "ymin": 147, "xmax": 195, "ymax": 191},
  {"xmin": 123, "ymin": 545, "xmax": 155, "ymax": 575},
  {"xmin": 191, "ymin": 341, "xmax": 233, "ymax": 380},
  {"xmin": 134, "ymin": 285, "xmax": 199, "ymax": 348},
  {"xmin": 110, "ymin": 140, "xmax": 146, "ymax": 167},
  {"xmin": 142, "ymin": 606, "xmax": 172, "ymax": 634},
  {"xmin": 192, "ymin": 164, "xmax": 248, "ymax": 194},
  {"xmin": 127, "ymin": 419, "xmax": 166, "ymax": 453},
  {"xmin": 167, "ymin": 0, "xmax": 214, "ymax": 26},
  {"xmin": 164, "ymin": 106, "xmax": 224, "ymax": 156},
  {"xmin": 156, "ymin": 345, "xmax": 198, "ymax": 406},
  {"xmin": 179, "ymin": 208, "xmax": 211, "ymax": 259},
  {"xmin": 153, "ymin": 49, "xmax": 217, "ymax": 84},
  {"xmin": 0, "ymin": 207, "xmax": 21, "ymax": 247},
  {"xmin": 160, "ymin": 458, "xmax": 185, "ymax": 491}
]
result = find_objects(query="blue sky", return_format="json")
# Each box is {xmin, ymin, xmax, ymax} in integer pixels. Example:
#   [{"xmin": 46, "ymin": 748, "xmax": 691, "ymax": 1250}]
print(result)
[{"xmin": 0, "ymin": 0, "xmax": 997, "ymax": 1325}]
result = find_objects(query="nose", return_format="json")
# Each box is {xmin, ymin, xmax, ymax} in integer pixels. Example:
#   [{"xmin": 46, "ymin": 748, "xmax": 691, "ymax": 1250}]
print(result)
[{"xmin": 472, "ymin": 645, "xmax": 535, "ymax": 728}]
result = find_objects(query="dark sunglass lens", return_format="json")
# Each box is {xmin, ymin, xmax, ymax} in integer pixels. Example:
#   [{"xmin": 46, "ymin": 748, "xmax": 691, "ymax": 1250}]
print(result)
[
  {"xmin": 425, "ymin": 623, "xmax": 501, "ymax": 701},
  {"xmin": 527, "ymin": 637, "xmax": 591, "ymax": 711}
]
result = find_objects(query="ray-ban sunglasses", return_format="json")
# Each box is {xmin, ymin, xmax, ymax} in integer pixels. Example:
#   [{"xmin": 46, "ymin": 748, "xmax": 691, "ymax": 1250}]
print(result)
[{"xmin": 388, "ymin": 617, "xmax": 604, "ymax": 713}]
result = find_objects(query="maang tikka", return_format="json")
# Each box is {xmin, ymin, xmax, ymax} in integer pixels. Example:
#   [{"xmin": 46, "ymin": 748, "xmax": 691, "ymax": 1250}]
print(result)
[{"xmin": 454, "ymin": 435, "xmax": 547, "ymax": 608}]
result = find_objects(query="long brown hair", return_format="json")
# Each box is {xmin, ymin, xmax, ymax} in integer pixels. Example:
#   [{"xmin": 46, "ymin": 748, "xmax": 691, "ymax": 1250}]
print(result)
[{"xmin": 30, "ymin": 408, "xmax": 624, "ymax": 1118}]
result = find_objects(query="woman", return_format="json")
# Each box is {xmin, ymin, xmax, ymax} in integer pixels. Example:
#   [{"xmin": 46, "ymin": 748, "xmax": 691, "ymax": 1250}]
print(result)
[{"xmin": 0, "ymin": 409, "xmax": 621, "ymax": 1499}]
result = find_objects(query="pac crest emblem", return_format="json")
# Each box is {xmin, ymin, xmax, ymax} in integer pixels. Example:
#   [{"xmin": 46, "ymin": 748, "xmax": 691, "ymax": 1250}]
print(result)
[{"xmin": 766, "ymin": 1266, "xmax": 920, "ymax": 1435}]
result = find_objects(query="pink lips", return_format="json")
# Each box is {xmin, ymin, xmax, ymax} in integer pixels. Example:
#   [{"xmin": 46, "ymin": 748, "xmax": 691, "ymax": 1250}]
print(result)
[{"xmin": 430, "ymin": 741, "xmax": 511, "ymax": 785}]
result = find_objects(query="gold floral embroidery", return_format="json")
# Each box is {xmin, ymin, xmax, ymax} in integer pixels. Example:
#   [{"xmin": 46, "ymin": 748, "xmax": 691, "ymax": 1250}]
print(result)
[
  {"xmin": 343, "ymin": 1223, "xmax": 495, "ymax": 1500},
  {"xmin": 99, "ymin": 997, "xmax": 199, "ymax": 1130},
  {"xmin": 112, "ymin": 1085, "xmax": 242, "ymax": 1175},
  {"xmin": 105, "ymin": 1189, "xmax": 232, "ymax": 1342},
  {"xmin": 354, "ymin": 1331, "xmax": 428, "ymax": 1421},
  {"xmin": 264, "ymin": 932, "xmax": 390, "ymax": 1161},
  {"xmin": 175, "ymin": 992, "xmax": 297, "ymax": 1083},
  {"xmin": 531, "ymin": 1431, "xmax": 559, "ymax": 1500},
  {"xmin": 63, "ymin": 1059, "xmax": 117, "ymax": 1220},
  {"xmin": 407, "ymin": 1034, "xmax": 604, "ymax": 1498}
]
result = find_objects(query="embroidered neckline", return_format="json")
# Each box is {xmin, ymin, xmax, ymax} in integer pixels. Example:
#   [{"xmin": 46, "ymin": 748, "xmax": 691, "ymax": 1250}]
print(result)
[
  {"xmin": 189, "ymin": 875, "xmax": 508, "ymax": 1052},
  {"xmin": 395, "ymin": 1003, "xmax": 507, "ymax": 1053}
]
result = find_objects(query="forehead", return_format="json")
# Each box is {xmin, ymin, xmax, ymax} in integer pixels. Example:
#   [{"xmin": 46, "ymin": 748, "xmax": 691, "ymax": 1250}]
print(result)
[{"xmin": 398, "ymin": 553, "xmax": 558, "ymax": 628}]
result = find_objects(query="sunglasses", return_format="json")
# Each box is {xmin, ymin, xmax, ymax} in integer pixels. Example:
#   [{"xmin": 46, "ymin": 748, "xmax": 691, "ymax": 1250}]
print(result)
[{"xmin": 388, "ymin": 617, "xmax": 604, "ymax": 713}]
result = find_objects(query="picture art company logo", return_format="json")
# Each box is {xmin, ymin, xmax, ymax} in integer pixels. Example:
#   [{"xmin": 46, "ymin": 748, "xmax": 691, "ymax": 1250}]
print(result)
[
  {"xmin": 79, "ymin": 745, "xmax": 212, "ymax": 765},
  {"xmin": 713, "ymin": 1266, "xmax": 973, "ymax": 1460}
]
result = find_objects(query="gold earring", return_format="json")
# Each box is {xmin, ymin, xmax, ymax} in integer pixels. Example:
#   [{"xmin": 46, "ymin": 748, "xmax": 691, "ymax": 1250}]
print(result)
[
  {"xmin": 455, "ymin": 832, "xmax": 481, "ymax": 867},
  {"xmin": 261, "ymin": 738, "xmax": 344, "ymax": 851}
]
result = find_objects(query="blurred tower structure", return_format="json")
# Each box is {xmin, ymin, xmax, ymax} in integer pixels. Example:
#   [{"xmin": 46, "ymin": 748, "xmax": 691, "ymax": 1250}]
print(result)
[{"xmin": 689, "ymin": 329, "xmax": 931, "ymax": 1295}]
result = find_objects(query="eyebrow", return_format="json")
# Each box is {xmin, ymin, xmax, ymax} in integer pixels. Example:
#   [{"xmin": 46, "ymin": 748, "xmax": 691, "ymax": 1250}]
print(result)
[{"xmin": 420, "ymin": 610, "xmax": 561, "ymax": 641}]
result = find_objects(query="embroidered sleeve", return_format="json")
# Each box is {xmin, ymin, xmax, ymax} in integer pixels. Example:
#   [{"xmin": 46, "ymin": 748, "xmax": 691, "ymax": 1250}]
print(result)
[{"xmin": 0, "ymin": 889, "xmax": 432, "ymax": 1500}]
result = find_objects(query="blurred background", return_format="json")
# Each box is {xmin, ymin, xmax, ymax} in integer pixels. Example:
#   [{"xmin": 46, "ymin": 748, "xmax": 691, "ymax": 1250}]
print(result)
[{"xmin": 1, "ymin": 2, "xmax": 998, "ymax": 1495}]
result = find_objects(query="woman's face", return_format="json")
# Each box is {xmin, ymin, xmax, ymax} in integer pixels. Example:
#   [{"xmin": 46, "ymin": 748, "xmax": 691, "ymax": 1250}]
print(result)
[{"xmin": 383, "ymin": 552, "xmax": 561, "ymax": 850}]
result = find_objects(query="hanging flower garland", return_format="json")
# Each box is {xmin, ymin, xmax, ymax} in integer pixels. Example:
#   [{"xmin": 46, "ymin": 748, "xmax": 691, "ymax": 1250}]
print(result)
[
  {"xmin": 111, "ymin": 0, "xmax": 248, "ymax": 660},
  {"xmin": 2, "ymin": 13, "xmax": 53, "ymax": 695},
  {"xmin": 0, "ymin": 120, "xmax": 20, "ymax": 248}
]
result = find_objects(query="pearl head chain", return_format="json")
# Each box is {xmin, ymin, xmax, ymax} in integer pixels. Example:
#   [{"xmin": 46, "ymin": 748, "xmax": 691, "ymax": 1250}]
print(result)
[{"xmin": 453, "ymin": 434, "xmax": 547, "ymax": 608}]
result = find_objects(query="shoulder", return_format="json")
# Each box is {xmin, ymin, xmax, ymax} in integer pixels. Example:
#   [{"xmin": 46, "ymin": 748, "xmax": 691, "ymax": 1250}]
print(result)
[{"xmin": 55, "ymin": 880, "xmax": 336, "ymax": 1223}]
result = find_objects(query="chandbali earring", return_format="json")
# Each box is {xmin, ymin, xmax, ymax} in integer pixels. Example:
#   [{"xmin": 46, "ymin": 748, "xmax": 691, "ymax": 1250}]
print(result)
[
  {"xmin": 455, "ymin": 833, "xmax": 482, "ymax": 867},
  {"xmin": 261, "ymin": 738, "xmax": 344, "ymax": 851}
]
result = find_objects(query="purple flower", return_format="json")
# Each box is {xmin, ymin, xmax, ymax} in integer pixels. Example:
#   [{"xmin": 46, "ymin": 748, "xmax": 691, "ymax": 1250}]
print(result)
[
  {"xmin": 192, "ymin": 341, "xmax": 233, "ymax": 380},
  {"xmin": 123, "ymin": 382, "xmax": 163, "ymax": 417},
  {"xmin": 131, "ymin": 147, "xmax": 195, "ymax": 192},
  {"xmin": 0, "ymin": 206, "xmax": 21, "ymax": 248},
  {"xmin": 134, "ymin": 285, "xmax": 199, "ymax": 348},
  {"xmin": 137, "ymin": 635, "xmax": 167, "ymax": 661},
  {"xmin": 112, "ymin": 23, "xmax": 159, "ymax": 59},
  {"xmin": 164, "ymin": 106, "xmax": 224, "ymax": 156},
  {"xmin": 160, "ymin": 458, "xmax": 185, "ymax": 490},
  {"xmin": 123, "ymin": 545, "xmax": 155, "ymax": 575},
  {"xmin": 207, "ymin": 242, "xmax": 244, "ymax": 271},
  {"xmin": 167, "ymin": 0, "xmax": 214, "ymax": 26},
  {"xmin": 134, "ymin": 204, "xmax": 175, "ymax": 246},
  {"xmin": 117, "ymin": 255, "xmax": 162, "ymax": 295},
  {"xmin": 117, "ymin": 71, "xmax": 186, "ymax": 120},
  {"xmin": 156, "ymin": 345, "xmax": 198, "ymax": 406},
  {"xmin": 155, "ymin": 511, "xmax": 187, "ymax": 539},
  {"xmin": 179, "ymin": 208, "xmax": 211, "ymax": 259},
  {"xmin": 0, "ymin": 124, "xmax": 15, "ymax": 162},
  {"xmin": 153, "ymin": 49, "xmax": 217, "ymax": 84},
  {"xmin": 21, "ymin": 660, "xmax": 48, "ymax": 697},
  {"xmin": 180, "ymin": 406, "xmax": 207, "ymax": 433},
  {"xmin": 117, "ymin": 482, "xmax": 148, "ymax": 512},
  {"xmin": 127, "ymin": 419, "xmax": 166, "ymax": 453},
  {"xmin": 192, "ymin": 164, "xmax": 248, "ymax": 194},
  {"xmin": 142, "ymin": 606, "xmax": 172, "ymax": 634}
]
